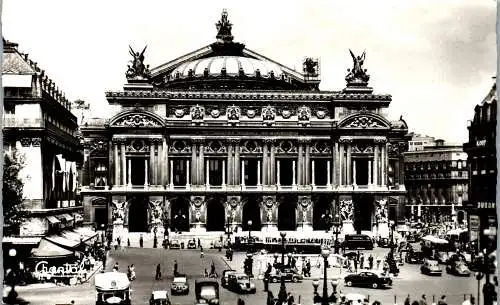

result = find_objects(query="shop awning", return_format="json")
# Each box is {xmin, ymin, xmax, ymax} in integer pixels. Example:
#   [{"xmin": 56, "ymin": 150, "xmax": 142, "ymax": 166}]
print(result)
[
  {"xmin": 72, "ymin": 227, "xmax": 98, "ymax": 241},
  {"xmin": 31, "ymin": 238, "xmax": 74, "ymax": 258},
  {"xmin": 45, "ymin": 234, "xmax": 80, "ymax": 249},
  {"xmin": 46, "ymin": 216, "xmax": 61, "ymax": 224},
  {"xmin": 3, "ymin": 236, "xmax": 41, "ymax": 245},
  {"xmin": 57, "ymin": 214, "xmax": 74, "ymax": 222}
]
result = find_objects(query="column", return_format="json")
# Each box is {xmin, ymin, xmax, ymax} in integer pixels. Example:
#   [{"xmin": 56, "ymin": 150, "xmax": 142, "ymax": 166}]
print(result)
[
  {"xmin": 352, "ymin": 160, "xmax": 357, "ymax": 185},
  {"xmin": 394, "ymin": 158, "xmax": 400, "ymax": 185},
  {"xmin": 127, "ymin": 158, "xmax": 131, "ymax": 186},
  {"xmin": 234, "ymin": 141, "xmax": 240, "ymax": 185},
  {"xmin": 227, "ymin": 144, "xmax": 234, "ymax": 185},
  {"xmin": 241, "ymin": 160, "xmax": 245, "ymax": 186},
  {"xmin": 169, "ymin": 160, "xmax": 174, "ymax": 187},
  {"xmin": 381, "ymin": 143, "xmax": 386, "ymax": 186},
  {"xmin": 150, "ymin": 142, "xmax": 155, "ymax": 185},
  {"xmin": 292, "ymin": 160, "xmax": 296, "ymax": 186},
  {"xmin": 305, "ymin": 142, "xmax": 311, "ymax": 185},
  {"xmin": 373, "ymin": 144, "xmax": 379, "ymax": 186},
  {"xmin": 332, "ymin": 142, "xmax": 337, "ymax": 186},
  {"xmin": 327, "ymin": 160, "xmax": 331, "ymax": 186},
  {"xmin": 339, "ymin": 143, "xmax": 344, "ymax": 185},
  {"xmin": 257, "ymin": 160, "xmax": 261, "ymax": 186},
  {"xmin": 186, "ymin": 160, "xmax": 191, "ymax": 186},
  {"xmin": 346, "ymin": 141, "xmax": 352, "ymax": 185},
  {"xmin": 114, "ymin": 142, "xmax": 119, "ymax": 186},
  {"xmin": 276, "ymin": 160, "xmax": 281, "ymax": 186},
  {"xmin": 121, "ymin": 142, "xmax": 127, "ymax": 186},
  {"xmin": 191, "ymin": 143, "xmax": 197, "ymax": 185},
  {"xmin": 205, "ymin": 160, "xmax": 210, "ymax": 187},
  {"xmin": 199, "ymin": 142, "xmax": 205, "ymax": 185},
  {"xmin": 311, "ymin": 160, "xmax": 316, "ymax": 186},
  {"xmin": 144, "ymin": 159, "xmax": 149, "ymax": 186},
  {"xmin": 269, "ymin": 141, "xmax": 275, "ymax": 185},
  {"xmin": 157, "ymin": 141, "xmax": 163, "ymax": 185},
  {"xmin": 368, "ymin": 160, "xmax": 372, "ymax": 185},
  {"xmin": 262, "ymin": 143, "xmax": 268, "ymax": 185},
  {"xmin": 297, "ymin": 143, "xmax": 303, "ymax": 185},
  {"xmin": 163, "ymin": 139, "xmax": 169, "ymax": 186},
  {"xmin": 222, "ymin": 160, "xmax": 226, "ymax": 186}
]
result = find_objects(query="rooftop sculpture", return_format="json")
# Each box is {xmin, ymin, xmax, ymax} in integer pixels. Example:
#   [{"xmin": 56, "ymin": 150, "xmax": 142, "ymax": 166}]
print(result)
[
  {"xmin": 345, "ymin": 49, "xmax": 370, "ymax": 86},
  {"xmin": 126, "ymin": 45, "xmax": 150, "ymax": 79}
]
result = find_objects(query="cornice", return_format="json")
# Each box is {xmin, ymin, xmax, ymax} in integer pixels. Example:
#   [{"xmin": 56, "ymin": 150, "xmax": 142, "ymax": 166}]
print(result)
[{"xmin": 105, "ymin": 90, "xmax": 392, "ymax": 102}]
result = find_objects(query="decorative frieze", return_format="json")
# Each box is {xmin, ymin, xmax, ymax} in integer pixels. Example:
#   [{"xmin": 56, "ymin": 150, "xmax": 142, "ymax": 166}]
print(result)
[
  {"xmin": 204, "ymin": 140, "xmax": 227, "ymax": 154},
  {"xmin": 127, "ymin": 139, "xmax": 150, "ymax": 153},
  {"xmin": 190, "ymin": 105, "xmax": 205, "ymax": 123},
  {"xmin": 20, "ymin": 137, "xmax": 42, "ymax": 147},
  {"xmin": 276, "ymin": 140, "xmax": 297, "ymax": 154},
  {"xmin": 297, "ymin": 106, "xmax": 311, "ymax": 122},
  {"xmin": 310, "ymin": 140, "xmax": 331, "ymax": 154},
  {"xmin": 351, "ymin": 143, "xmax": 373, "ymax": 154},
  {"xmin": 240, "ymin": 140, "xmax": 262, "ymax": 154},
  {"xmin": 227, "ymin": 105, "xmax": 241, "ymax": 123},
  {"xmin": 262, "ymin": 106, "xmax": 276, "ymax": 125},
  {"xmin": 169, "ymin": 140, "xmax": 192, "ymax": 154}
]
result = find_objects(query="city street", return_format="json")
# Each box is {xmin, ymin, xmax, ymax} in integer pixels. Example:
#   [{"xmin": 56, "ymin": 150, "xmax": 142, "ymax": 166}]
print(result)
[{"xmin": 10, "ymin": 247, "xmax": 481, "ymax": 305}]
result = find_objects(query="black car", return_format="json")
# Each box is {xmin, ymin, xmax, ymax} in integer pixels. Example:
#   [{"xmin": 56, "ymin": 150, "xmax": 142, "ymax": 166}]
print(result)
[
  {"xmin": 221, "ymin": 269, "xmax": 236, "ymax": 288},
  {"xmin": 446, "ymin": 261, "xmax": 471, "ymax": 277},
  {"xmin": 344, "ymin": 271, "xmax": 392, "ymax": 289},
  {"xmin": 170, "ymin": 275, "xmax": 189, "ymax": 295},
  {"xmin": 269, "ymin": 268, "xmax": 303, "ymax": 283},
  {"xmin": 226, "ymin": 273, "xmax": 256, "ymax": 294},
  {"xmin": 187, "ymin": 240, "xmax": 197, "ymax": 249},
  {"xmin": 378, "ymin": 238, "xmax": 391, "ymax": 248},
  {"xmin": 405, "ymin": 251, "xmax": 425, "ymax": 264},
  {"xmin": 169, "ymin": 240, "xmax": 181, "ymax": 250}
]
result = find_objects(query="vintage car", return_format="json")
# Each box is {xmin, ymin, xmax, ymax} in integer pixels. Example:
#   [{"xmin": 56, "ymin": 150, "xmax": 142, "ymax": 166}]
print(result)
[
  {"xmin": 405, "ymin": 251, "xmax": 425, "ymax": 264},
  {"xmin": 170, "ymin": 275, "xmax": 189, "ymax": 295},
  {"xmin": 344, "ymin": 271, "xmax": 392, "ymax": 289},
  {"xmin": 95, "ymin": 272, "xmax": 131, "ymax": 305},
  {"xmin": 446, "ymin": 261, "xmax": 471, "ymax": 277},
  {"xmin": 227, "ymin": 273, "xmax": 256, "ymax": 294},
  {"xmin": 269, "ymin": 268, "xmax": 303, "ymax": 283},
  {"xmin": 149, "ymin": 291, "xmax": 171, "ymax": 305},
  {"xmin": 377, "ymin": 238, "xmax": 391, "ymax": 248},
  {"xmin": 195, "ymin": 279, "xmax": 219, "ymax": 305},
  {"xmin": 187, "ymin": 240, "xmax": 197, "ymax": 249},
  {"xmin": 420, "ymin": 259, "xmax": 443, "ymax": 276},
  {"xmin": 169, "ymin": 240, "xmax": 181, "ymax": 250},
  {"xmin": 434, "ymin": 251, "xmax": 451, "ymax": 264},
  {"xmin": 221, "ymin": 269, "xmax": 236, "ymax": 288}
]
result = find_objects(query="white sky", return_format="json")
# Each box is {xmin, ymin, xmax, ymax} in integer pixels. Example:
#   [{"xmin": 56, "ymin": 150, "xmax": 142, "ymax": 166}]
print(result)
[{"xmin": 2, "ymin": 0, "xmax": 496, "ymax": 143}]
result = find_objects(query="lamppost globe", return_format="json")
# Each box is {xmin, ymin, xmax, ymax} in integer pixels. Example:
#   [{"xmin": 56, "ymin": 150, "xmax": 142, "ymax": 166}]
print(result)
[
  {"xmin": 9, "ymin": 249, "xmax": 17, "ymax": 257},
  {"xmin": 247, "ymin": 220, "xmax": 252, "ymax": 226},
  {"xmin": 321, "ymin": 248, "xmax": 330, "ymax": 259}
]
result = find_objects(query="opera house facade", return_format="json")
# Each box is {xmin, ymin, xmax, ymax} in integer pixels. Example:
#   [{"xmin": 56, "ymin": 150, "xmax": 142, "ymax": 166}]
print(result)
[{"xmin": 80, "ymin": 10, "xmax": 409, "ymax": 241}]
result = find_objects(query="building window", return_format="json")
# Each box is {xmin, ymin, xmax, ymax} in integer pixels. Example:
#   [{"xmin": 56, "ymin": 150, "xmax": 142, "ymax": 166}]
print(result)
[
  {"xmin": 457, "ymin": 160, "xmax": 462, "ymax": 169},
  {"xmin": 278, "ymin": 158, "xmax": 294, "ymax": 186},
  {"xmin": 243, "ymin": 159, "xmax": 258, "ymax": 186},
  {"xmin": 208, "ymin": 159, "xmax": 223, "ymax": 186},
  {"xmin": 94, "ymin": 162, "xmax": 107, "ymax": 187},
  {"xmin": 173, "ymin": 159, "xmax": 188, "ymax": 186},
  {"xmin": 313, "ymin": 159, "xmax": 329, "ymax": 185}
]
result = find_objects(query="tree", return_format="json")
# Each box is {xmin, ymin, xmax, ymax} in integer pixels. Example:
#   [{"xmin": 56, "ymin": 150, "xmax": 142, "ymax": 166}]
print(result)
[{"xmin": 3, "ymin": 150, "xmax": 26, "ymax": 232}]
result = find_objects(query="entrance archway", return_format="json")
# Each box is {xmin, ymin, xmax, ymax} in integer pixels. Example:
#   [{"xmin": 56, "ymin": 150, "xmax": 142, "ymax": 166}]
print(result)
[
  {"xmin": 278, "ymin": 195, "xmax": 297, "ymax": 231},
  {"xmin": 242, "ymin": 196, "xmax": 261, "ymax": 231},
  {"xmin": 353, "ymin": 195, "xmax": 374, "ymax": 233},
  {"xmin": 171, "ymin": 197, "xmax": 189, "ymax": 232},
  {"xmin": 206, "ymin": 197, "xmax": 225, "ymax": 231},
  {"xmin": 313, "ymin": 196, "xmax": 332, "ymax": 231},
  {"xmin": 128, "ymin": 196, "xmax": 148, "ymax": 232}
]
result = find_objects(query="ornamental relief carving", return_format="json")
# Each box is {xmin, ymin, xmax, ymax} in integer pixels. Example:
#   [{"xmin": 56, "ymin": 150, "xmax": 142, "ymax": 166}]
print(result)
[
  {"xmin": 127, "ymin": 139, "xmax": 150, "ymax": 152},
  {"xmin": 346, "ymin": 116, "xmax": 383, "ymax": 129},
  {"xmin": 114, "ymin": 114, "xmax": 162, "ymax": 127},
  {"xmin": 375, "ymin": 199, "xmax": 388, "ymax": 223},
  {"xmin": 262, "ymin": 106, "xmax": 276, "ymax": 123},
  {"xmin": 111, "ymin": 200, "xmax": 129, "ymax": 224},
  {"xmin": 351, "ymin": 143, "xmax": 373, "ymax": 154},
  {"xmin": 240, "ymin": 140, "xmax": 262, "ymax": 154},
  {"xmin": 227, "ymin": 105, "xmax": 241, "ymax": 121},
  {"xmin": 149, "ymin": 200, "xmax": 164, "ymax": 225},
  {"xmin": 276, "ymin": 140, "xmax": 297, "ymax": 154},
  {"xmin": 190, "ymin": 105, "xmax": 205, "ymax": 121},
  {"xmin": 339, "ymin": 200, "xmax": 354, "ymax": 221},
  {"xmin": 20, "ymin": 137, "xmax": 42, "ymax": 147},
  {"xmin": 310, "ymin": 140, "xmax": 331, "ymax": 154},
  {"xmin": 204, "ymin": 140, "xmax": 226, "ymax": 154},
  {"xmin": 169, "ymin": 140, "xmax": 192, "ymax": 154},
  {"xmin": 297, "ymin": 106, "xmax": 311, "ymax": 121}
]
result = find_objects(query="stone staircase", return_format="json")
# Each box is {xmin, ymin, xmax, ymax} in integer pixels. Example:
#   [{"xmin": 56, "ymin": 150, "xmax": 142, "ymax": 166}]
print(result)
[{"xmin": 124, "ymin": 231, "xmax": 227, "ymax": 248}]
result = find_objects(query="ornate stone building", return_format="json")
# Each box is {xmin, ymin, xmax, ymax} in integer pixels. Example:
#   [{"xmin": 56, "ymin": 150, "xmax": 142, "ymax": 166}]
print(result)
[
  {"xmin": 463, "ymin": 82, "xmax": 497, "ymax": 253},
  {"xmin": 81, "ymin": 10, "xmax": 409, "ymax": 239},
  {"xmin": 2, "ymin": 39, "xmax": 82, "ymax": 238},
  {"xmin": 404, "ymin": 138, "xmax": 469, "ymax": 224}
]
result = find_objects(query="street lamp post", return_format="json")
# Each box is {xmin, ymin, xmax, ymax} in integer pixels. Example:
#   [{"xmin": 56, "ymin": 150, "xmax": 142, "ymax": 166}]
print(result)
[
  {"xmin": 278, "ymin": 231, "xmax": 288, "ymax": 303},
  {"xmin": 332, "ymin": 214, "xmax": 341, "ymax": 254},
  {"xmin": 6, "ymin": 248, "xmax": 19, "ymax": 304},
  {"xmin": 476, "ymin": 248, "xmax": 497, "ymax": 305},
  {"xmin": 321, "ymin": 249, "xmax": 330, "ymax": 305},
  {"xmin": 247, "ymin": 220, "xmax": 253, "ymax": 253},
  {"xmin": 389, "ymin": 220, "xmax": 396, "ymax": 251}
]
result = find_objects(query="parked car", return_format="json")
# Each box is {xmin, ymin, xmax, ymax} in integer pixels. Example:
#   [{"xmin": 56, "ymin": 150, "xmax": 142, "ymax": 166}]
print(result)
[
  {"xmin": 171, "ymin": 275, "xmax": 189, "ymax": 295},
  {"xmin": 195, "ymin": 279, "xmax": 219, "ymax": 305},
  {"xmin": 221, "ymin": 269, "xmax": 236, "ymax": 288},
  {"xmin": 170, "ymin": 240, "xmax": 181, "ymax": 250},
  {"xmin": 227, "ymin": 273, "xmax": 256, "ymax": 294},
  {"xmin": 269, "ymin": 268, "xmax": 303, "ymax": 283},
  {"xmin": 434, "ymin": 251, "xmax": 450, "ymax": 264},
  {"xmin": 149, "ymin": 291, "xmax": 171, "ymax": 305},
  {"xmin": 187, "ymin": 240, "xmax": 197, "ymax": 249},
  {"xmin": 446, "ymin": 261, "xmax": 471, "ymax": 277},
  {"xmin": 420, "ymin": 259, "xmax": 442, "ymax": 276},
  {"xmin": 344, "ymin": 271, "xmax": 392, "ymax": 289},
  {"xmin": 406, "ymin": 251, "xmax": 425, "ymax": 264},
  {"xmin": 377, "ymin": 238, "xmax": 391, "ymax": 248}
]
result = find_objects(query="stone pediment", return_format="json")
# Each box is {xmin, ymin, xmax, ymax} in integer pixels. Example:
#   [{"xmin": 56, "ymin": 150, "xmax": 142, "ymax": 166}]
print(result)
[
  {"xmin": 108, "ymin": 110, "xmax": 165, "ymax": 128},
  {"xmin": 337, "ymin": 112, "xmax": 390, "ymax": 129}
]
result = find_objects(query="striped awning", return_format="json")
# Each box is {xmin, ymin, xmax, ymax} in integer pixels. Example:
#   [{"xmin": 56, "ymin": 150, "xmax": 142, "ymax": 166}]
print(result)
[
  {"xmin": 45, "ymin": 234, "xmax": 80, "ymax": 249},
  {"xmin": 46, "ymin": 216, "xmax": 61, "ymax": 224},
  {"xmin": 57, "ymin": 214, "xmax": 74, "ymax": 222}
]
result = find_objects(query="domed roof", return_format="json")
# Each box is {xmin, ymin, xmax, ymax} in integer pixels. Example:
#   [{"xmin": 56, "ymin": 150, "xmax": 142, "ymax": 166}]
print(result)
[{"xmin": 169, "ymin": 56, "xmax": 285, "ymax": 81}]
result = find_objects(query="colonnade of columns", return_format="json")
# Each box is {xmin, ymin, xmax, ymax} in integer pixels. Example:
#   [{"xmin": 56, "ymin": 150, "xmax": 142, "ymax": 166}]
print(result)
[{"xmin": 107, "ymin": 136, "xmax": 393, "ymax": 188}]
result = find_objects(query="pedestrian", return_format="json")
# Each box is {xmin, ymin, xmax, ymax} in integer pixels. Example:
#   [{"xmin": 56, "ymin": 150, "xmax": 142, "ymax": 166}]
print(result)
[
  {"xmin": 113, "ymin": 262, "xmax": 119, "ymax": 272},
  {"xmin": 306, "ymin": 259, "xmax": 311, "ymax": 277},
  {"xmin": 238, "ymin": 298, "xmax": 245, "ymax": 305},
  {"xmin": 198, "ymin": 238, "xmax": 201, "ymax": 248},
  {"xmin": 368, "ymin": 254, "xmax": 374, "ymax": 270},
  {"xmin": 174, "ymin": 260, "xmax": 178, "ymax": 277},
  {"xmin": 204, "ymin": 268, "xmax": 209, "ymax": 277},
  {"xmin": 437, "ymin": 295, "xmax": 447, "ymax": 305},
  {"xmin": 419, "ymin": 294, "xmax": 428, "ymax": 305},
  {"xmin": 354, "ymin": 258, "xmax": 358, "ymax": 273},
  {"xmin": 114, "ymin": 239, "xmax": 118, "ymax": 251},
  {"xmin": 404, "ymin": 295, "xmax": 411, "ymax": 305},
  {"xmin": 360, "ymin": 254, "xmax": 365, "ymax": 269},
  {"xmin": 117, "ymin": 237, "xmax": 121, "ymax": 248},
  {"xmin": 376, "ymin": 256, "xmax": 381, "ymax": 270},
  {"xmin": 139, "ymin": 234, "xmax": 144, "ymax": 248},
  {"xmin": 155, "ymin": 264, "xmax": 162, "ymax": 280},
  {"xmin": 127, "ymin": 238, "xmax": 130, "ymax": 247},
  {"xmin": 287, "ymin": 292, "xmax": 294, "ymax": 305},
  {"xmin": 200, "ymin": 246, "xmax": 204, "ymax": 258},
  {"xmin": 263, "ymin": 274, "xmax": 269, "ymax": 292}
]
